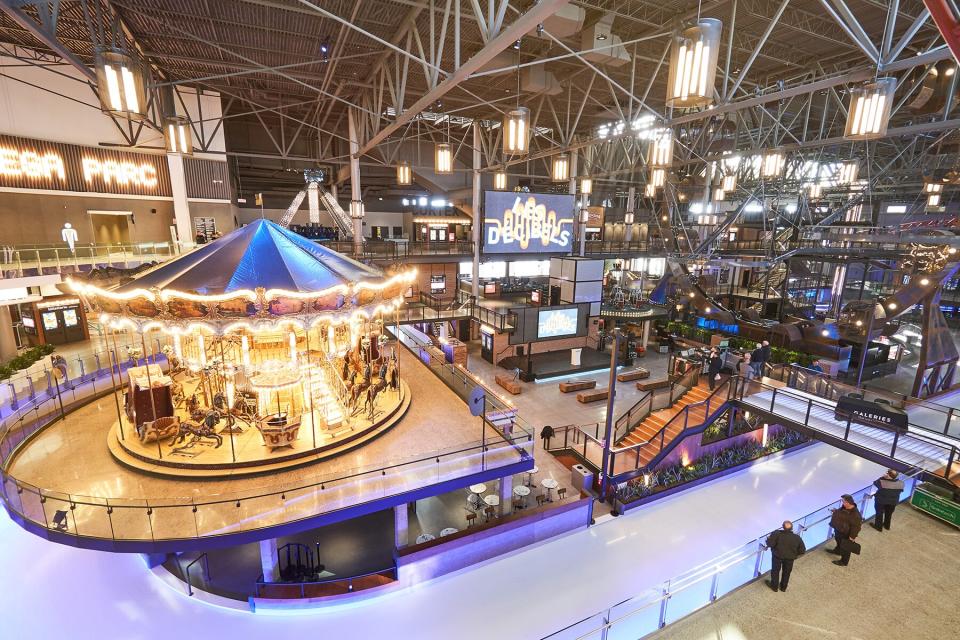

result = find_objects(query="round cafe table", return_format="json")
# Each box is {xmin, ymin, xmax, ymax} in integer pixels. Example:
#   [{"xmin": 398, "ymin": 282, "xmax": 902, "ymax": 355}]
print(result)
[
  {"xmin": 513, "ymin": 484, "xmax": 531, "ymax": 507},
  {"xmin": 541, "ymin": 478, "xmax": 559, "ymax": 502},
  {"xmin": 484, "ymin": 494, "xmax": 500, "ymax": 507},
  {"xmin": 415, "ymin": 533, "xmax": 435, "ymax": 544},
  {"xmin": 469, "ymin": 483, "xmax": 487, "ymax": 494},
  {"xmin": 525, "ymin": 466, "xmax": 539, "ymax": 487},
  {"xmin": 440, "ymin": 527, "xmax": 458, "ymax": 537}
]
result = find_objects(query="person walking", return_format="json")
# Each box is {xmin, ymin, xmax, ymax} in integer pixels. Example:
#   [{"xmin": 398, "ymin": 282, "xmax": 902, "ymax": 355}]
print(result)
[
  {"xmin": 760, "ymin": 340, "xmax": 771, "ymax": 368},
  {"xmin": 737, "ymin": 353, "xmax": 753, "ymax": 397},
  {"xmin": 750, "ymin": 343, "xmax": 764, "ymax": 377},
  {"xmin": 872, "ymin": 469, "xmax": 905, "ymax": 532},
  {"xmin": 765, "ymin": 520, "xmax": 806, "ymax": 592},
  {"xmin": 708, "ymin": 348, "xmax": 723, "ymax": 390},
  {"xmin": 828, "ymin": 494, "xmax": 862, "ymax": 567}
]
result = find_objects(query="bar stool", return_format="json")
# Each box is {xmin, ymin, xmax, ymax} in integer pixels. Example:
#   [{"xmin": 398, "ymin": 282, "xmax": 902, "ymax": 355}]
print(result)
[{"xmin": 557, "ymin": 487, "xmax": 567, "ymax": 501}]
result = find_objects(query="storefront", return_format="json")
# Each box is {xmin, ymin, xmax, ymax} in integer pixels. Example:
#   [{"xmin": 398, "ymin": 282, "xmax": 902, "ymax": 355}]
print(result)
[{"xmin": 19, "ymin": 295, "xmax": 88, "ymax": 347}]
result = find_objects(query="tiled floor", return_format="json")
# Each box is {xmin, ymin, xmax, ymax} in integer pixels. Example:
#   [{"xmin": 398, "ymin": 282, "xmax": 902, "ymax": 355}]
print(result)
[{"xmin": 0, "ymin": 443, "xmax": 890, "ymax": 639}]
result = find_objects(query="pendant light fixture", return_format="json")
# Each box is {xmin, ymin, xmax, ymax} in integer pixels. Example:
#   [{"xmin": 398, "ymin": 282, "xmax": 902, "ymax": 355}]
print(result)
[
  {"xmin": 580, "ymin": 177, "xmax": 593, "ymax": 195},
  {"xmin": 645, "ymin": 183, "xmax": 656, "ymax": 198},
  {"xmin": 926, "ymin": 182, "xmax": 943, "ymax": 208},
  {"xmin": 435, "ymin": 143, "xmax": 453, "ymax": 174},
  {"xmin": 164, "ymin": 116, "xmax": 192, "ymax": 155},
  {"xmin": 666, "ymin": 19, "xmax": 722, "ymax": 108},
  {"xmin": 838, "ymin": 160, "xmax": 859, "ymax": 185},
  {"xmin": 494, "ymin": 171, "xmax": 507, "ymax": 190},
  {"xmin": 713, "ymin": 188, "xmax": 725, "ymax": 202},
  {"xmin": 503, "ymin": 107, "xmax": 530, "ymax": 155},
  {"xmin": 648, "ymin": 128, "xmax": 674, "ymax": 167},
  {"xmin": 94, "ymin": 50, "xmax": 147, "ymax": 119},
  {"xmin": 845, "ymin": 78, "xmax": 896, "ymax": 139},
  {"xmin": 552, "ymin": 153, "xmax": 570, "ymax": 182},
  {"xmin": 761, "ymin": 149, "xmax": 785, "ymax": 179},
  {"xmin": 806, "ymin": 183, "xmax": 823, "ymax": 199},
  {"xmin": 722, "ymin": 174, "xmax": 736, "ymax": 192},
  {"xmin": 396, "ymin": 160, "xmax": 412, "ymax": 185},
  {"xmin": 651, "ymin": 168, "xmax": 666, "ymax": 188}
]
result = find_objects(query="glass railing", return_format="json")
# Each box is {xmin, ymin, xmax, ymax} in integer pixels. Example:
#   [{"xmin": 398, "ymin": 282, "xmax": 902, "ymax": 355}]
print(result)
[
  {"xmin": 542, "ymin": 470, "xmax": 922, "ymax": 640},
  {"xmin": 0, "ymin": 242, "xmax": 175, "ymax": 277},
  {"xmin": 0, "ymin": 387, "xmax": 532, "ymax": 544},
  {"xmin": 1, "ymin": 336, "xmax": 171, "ymax": 417}
]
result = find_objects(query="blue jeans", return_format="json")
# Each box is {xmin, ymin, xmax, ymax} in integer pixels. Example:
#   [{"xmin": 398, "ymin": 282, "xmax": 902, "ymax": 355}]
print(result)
[{"xmin": 751, "ymin": 362, "xmax": 763, "ymax": 377}]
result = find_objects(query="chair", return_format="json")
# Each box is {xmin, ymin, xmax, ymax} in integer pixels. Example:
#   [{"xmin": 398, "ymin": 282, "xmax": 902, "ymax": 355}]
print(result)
[
  {"xmin": 536, "ymin": 494, "xmax": 546, "ymax": 507},
  {"xmin": 484, "ymin": 506, "xmax": 496, "ymax": 522},
  {"xmin": 557, "ymin": 487, "xmax": 567, "ymax": 501},
  {"xmin": 466, "ymin": 512, "xmax": 477, "ymax": 527},
  {"xmin": 513, "ymin": 497, "xmax": 524, "ymax": 510}
]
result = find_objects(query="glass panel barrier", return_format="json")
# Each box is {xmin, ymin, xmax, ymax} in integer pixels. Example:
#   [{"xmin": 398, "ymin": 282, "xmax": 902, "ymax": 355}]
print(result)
[{"xmin": 606, "ymin": 590, "xmax": 665, "ymax": 640}]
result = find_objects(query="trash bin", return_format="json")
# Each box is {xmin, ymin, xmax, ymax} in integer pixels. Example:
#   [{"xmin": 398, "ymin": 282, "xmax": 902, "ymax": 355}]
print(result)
[{"xmin": 571, "ymin": 463, "xmax": 594, "ymax": 493}]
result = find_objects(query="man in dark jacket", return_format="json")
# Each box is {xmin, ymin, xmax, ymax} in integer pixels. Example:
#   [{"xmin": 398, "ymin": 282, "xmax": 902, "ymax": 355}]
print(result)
[
  {"xmin": 872, "ymin": 469, "xmax": 905, "ymax": 531},
  {"xmin": 828, "ymin": 494, "xmax": 862, "ymax": 566},
  {"xmin": 766, "ymin": 520, "xmax": 806, "ymax": 592},
  {"xmin": 707, "ymin": 348, "xmax": 722, "ymax": 390},
  {"xmin": 750, "ymin": 343, "xmax": 764, "ymax": 377}
]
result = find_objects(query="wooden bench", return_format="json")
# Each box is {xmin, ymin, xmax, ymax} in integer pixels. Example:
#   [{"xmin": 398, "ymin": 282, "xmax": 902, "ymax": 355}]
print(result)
[
  {"xmin": 577, "ymin": 389, "xmax": 609, "ymax": 403},
  {"xmin": 495, "ymin": 374, "xmax": 522, "ymax": 395},
  {"xmin": 616, "ymin": 367, "xmax": 650, "ymax": 382},
  {"xmin": 637, "ymin": 378, "xmax": 671, "ymax": 392},
  {"xmin": 559, "ymin": 379, "xmax": 597, "ymax": 393}
]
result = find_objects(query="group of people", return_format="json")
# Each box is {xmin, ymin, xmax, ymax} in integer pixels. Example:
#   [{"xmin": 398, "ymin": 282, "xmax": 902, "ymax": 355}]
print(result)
[
  {"xmin": 764, "ymin": 469, "xmax": 905, "ymax": 592},
  {"xmin": 704, "ymin": 340, "xmax": 771, "ymax": 392}
]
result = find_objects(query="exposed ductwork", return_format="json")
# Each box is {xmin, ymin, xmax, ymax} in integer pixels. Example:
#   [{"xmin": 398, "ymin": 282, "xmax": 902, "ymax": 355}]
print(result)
[{"xmin": 580, "ymin": 14, "xmax": 630, "ymax": 67}]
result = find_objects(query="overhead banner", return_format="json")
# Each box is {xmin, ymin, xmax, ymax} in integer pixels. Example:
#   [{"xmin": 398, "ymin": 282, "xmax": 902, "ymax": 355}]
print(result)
[
  {"xmin": 0, "ymin": 134, "xmax": 172, "ymax": 196},
  {"xmin": 483, "ymin": 191, "xmax": 575, "ymax": 254}
]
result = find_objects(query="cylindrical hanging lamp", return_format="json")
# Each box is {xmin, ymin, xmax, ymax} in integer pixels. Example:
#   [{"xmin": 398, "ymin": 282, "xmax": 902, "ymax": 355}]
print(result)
[
  {"xmin": 761, "ymin": 149, "xmax": 786, "ymax": 179},
  {"xmin": 666, "ymin": 19, "xmax": 722, "ymax": 108},
  {"xmin": 164, "ymin": 116, "xmax": 192, "ymax": 155},
  {"xmin": 494, "ymin": 171, "xmax": 507, "ymax": 190},
  {"xmin": 552, "ymin": 153, "xmax": 570, "ymax": 182},
  {"xmin": 844, "ymin": 78, "xmax": 896, "ymax": 139},
  {"xmin": 435, "ymin": 143, "xmax": 453, "ymax": 174},
  {"xmin": 397, "ymin": 160, "xmax": 412, "ymax": 185},
  {"xmin": 648, "ymin": 128, "xmax": 674, "ymax": 167},
  {"xmin": 94, "ymin": 50, "xmax": 148, "ymax": 119},
  {"xmin": 580, "ymin": 177, "xmax": 592, "ymax": 195},
  {"xmin": 503, "ymin": 107, "xmax": 530, "ymax": 154}
]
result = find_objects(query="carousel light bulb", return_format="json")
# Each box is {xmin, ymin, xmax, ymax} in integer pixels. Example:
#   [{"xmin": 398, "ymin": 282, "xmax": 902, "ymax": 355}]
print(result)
[{"xmin": 241, "ymin": 335, "xmax": 251, "ymax": 367}]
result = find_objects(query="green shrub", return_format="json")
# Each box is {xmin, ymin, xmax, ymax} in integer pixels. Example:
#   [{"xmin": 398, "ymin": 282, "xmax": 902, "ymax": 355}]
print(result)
[{"xmin": 0, "ymin": 344, "xmax": 58, "ymax": 380}]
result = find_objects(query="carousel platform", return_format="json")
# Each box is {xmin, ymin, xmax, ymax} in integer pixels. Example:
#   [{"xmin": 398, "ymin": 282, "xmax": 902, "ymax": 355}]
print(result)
[{"xmin": 108, "ymin": 380, "xmax": 410, "ymax": 479}]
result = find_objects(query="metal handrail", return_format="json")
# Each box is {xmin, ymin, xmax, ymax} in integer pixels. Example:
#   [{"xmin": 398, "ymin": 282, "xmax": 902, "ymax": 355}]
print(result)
[
  {"xmin": 183, "ymin": 553, "xmax": 210, "ymax": 597},
  {"xmin": 254, "ymin": 565, "xmax": 397, "ymax": 598}
]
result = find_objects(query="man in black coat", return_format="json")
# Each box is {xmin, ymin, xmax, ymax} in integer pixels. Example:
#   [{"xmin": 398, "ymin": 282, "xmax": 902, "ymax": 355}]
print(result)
[
  {"xmin": 765, "ymin": 520, "xmax": 806, "ymax": 592},
  {"xmin": 872, "ymin": 469, "xmax": 905, "ymax": 531},
  {"xmin": 828, "ymin": 494, "xmax": 862, "ymax": 567},
  {"xmin": 707, "ymin": 348, "xmax": 723, "ymax": 390}
]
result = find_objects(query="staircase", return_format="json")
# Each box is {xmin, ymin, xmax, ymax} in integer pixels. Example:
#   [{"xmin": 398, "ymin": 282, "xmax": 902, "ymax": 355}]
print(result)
[
  {"xmin": 748, "ymin": 263, "xmax": 786, "ymax": 298},
  {"xmin": 618, "ymin": 382, "xmax": 714, "ymax": 466}
]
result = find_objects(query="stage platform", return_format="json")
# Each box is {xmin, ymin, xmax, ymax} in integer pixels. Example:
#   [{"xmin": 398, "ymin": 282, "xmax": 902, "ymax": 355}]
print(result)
[{"xmin": 501, "ymin": 347, "xmax": 613, "ymax": 380}]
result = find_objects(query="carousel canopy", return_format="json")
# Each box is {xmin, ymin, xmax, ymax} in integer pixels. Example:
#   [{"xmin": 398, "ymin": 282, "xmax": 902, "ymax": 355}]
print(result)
[{"xmin": 114, "ymin": 219, "xmax": 381, "ymax": 295}]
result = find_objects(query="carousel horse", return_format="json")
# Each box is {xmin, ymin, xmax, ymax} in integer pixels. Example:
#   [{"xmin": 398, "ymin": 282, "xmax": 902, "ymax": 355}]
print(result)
[
  {"xmin": 363, "ymin": 378, "xmax": 386, "ymax": 420},
  {"xmin": 170, "ymin": 380, "xmax": 185, "ymax": 407},
  {"xmin": 171, "ymin": 420, "xmax": 223, "ymax": 448},
  {"xmin": 385, "ymin": 357, "xmax": 399, "ymax": 391}
]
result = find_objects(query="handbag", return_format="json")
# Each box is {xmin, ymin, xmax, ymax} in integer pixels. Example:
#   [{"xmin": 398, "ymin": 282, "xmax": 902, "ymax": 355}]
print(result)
[{"xmin": 837, "ymin": 537, "xmax": 861, "ymax": 555}]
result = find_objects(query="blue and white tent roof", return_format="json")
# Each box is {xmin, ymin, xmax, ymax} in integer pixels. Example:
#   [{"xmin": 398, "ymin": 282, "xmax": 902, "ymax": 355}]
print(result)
[{"xmin": 113, "ymin": 219, "xmax": 382, "ymax": 295}]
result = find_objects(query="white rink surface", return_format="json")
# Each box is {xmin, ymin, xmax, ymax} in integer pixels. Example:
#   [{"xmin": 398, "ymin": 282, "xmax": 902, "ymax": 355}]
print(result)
[{"xmin": 0, "ymin": 444, "xmax": 884, "ymax": 640}]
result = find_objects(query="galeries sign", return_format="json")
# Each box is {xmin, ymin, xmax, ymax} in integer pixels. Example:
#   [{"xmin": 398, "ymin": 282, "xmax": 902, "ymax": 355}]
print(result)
[{"xmin": 0, "ymin": 134, "xmax": 171, "ymax": 196}]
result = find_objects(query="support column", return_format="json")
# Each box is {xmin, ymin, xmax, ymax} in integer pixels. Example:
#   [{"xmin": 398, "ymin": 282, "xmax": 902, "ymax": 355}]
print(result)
[
  {"xmin": 499, "ymin": 475, "xmax": 513, "ymax": 516},
  {"xmin": 394, "ymin": 503, "xmax": 409, "ymax": 549},
  {"xmin": 166, "ymin": 154, "xmax": 192, "ymax": 252},
  {"xmin": 641, "ymin": 320, "xmax": 650, "ymax": 350},
  {"xmin": 471, "ymin": 122, "xmax": 482, "ymax": 298},
  {"xmin": 259, "ymin": 538, "xmax": 279, "ymax": 583},
  {"xmin": 568, "ymin": 150, "xmax": 578, "ymax": 256},
  {"xmin": 0, "ymin": 306, "xmax": 17, "ymax": 361},
  {"xmin": 625, "ymin": 186, "xmax": 636, "ymax": 243},
  {"xmin": 348, "ymin": 108, "xmax": 364, "ymax": 255},
  {"xmin": 579, "ymin": 194, "xmax": 588, "ymax": 257}
]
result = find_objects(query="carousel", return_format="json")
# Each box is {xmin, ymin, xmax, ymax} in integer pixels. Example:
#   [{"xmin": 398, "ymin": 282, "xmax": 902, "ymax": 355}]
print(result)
[{"xmin": 70, "ymin": 219, "xmax": 415, "ymax": 477}]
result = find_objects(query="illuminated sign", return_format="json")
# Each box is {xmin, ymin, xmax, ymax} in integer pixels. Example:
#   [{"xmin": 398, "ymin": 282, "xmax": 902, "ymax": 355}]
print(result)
[
  {"xmin": 0, "ymin": 148, "xmax": 65, "ymax": 180},
  {"xmin": 537, "ymin": 308, "xmax": 579, "ymax": 339},
  {"xmin": 0, "ymin": 135, "xmax": 170, "ymax": 196},
  {"xmin": 483, "ymin": 191, "xmax": 575, "ymax": 254}
]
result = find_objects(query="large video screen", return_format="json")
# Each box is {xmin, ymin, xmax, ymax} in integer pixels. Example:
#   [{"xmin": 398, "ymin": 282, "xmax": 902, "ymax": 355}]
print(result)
[
  {"xmin": 537, "ymin": 307, "xmax": 579, "ymax": 339},
  {"xmin": 483, "ymin": 191, "xmax": 575, "ymax": 254}
]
